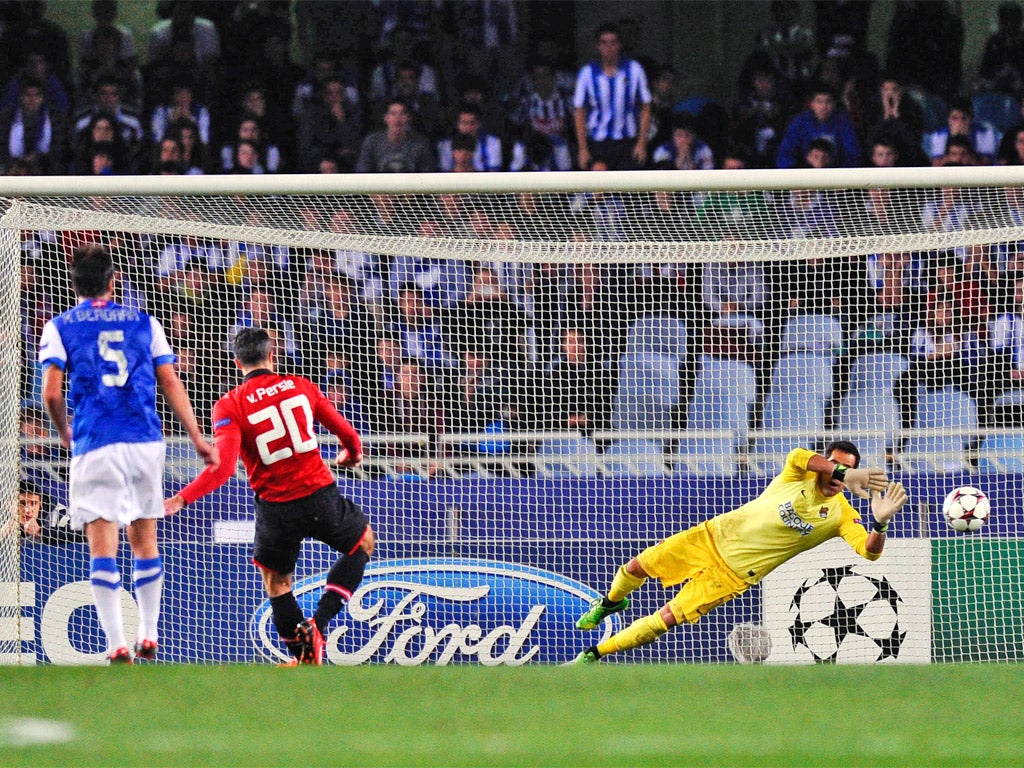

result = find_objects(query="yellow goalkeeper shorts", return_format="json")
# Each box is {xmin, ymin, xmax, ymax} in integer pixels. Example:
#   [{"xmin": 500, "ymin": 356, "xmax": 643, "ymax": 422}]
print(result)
[{"xmin": 636, "ymin": 521, "xmax": 749, "ymax": 624}]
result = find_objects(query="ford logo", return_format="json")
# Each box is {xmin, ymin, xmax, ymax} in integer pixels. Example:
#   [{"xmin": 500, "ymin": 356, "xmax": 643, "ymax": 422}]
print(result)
[{"xmin": 251, "ymin": 558, "xmax": 622, "ymax": 665}]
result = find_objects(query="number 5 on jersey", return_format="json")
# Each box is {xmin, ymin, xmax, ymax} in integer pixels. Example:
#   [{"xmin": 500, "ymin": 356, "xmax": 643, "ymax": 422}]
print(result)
[
  {"xmin": 98, "ymin": 330, "xmax": 129, "ymax": 387},
  {"xmin": 248, "ymin": 395, "xmax": 317, "ymax": 465}
]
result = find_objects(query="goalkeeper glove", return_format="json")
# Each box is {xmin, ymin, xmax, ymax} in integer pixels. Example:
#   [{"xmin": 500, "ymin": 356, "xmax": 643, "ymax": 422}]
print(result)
[
  {"xmin": 871, "ymin": 481, "xmax": 908, "ymax": 528},
  {"xmin": 832, "ymin": 464, "xmax": 888, "ymax": 499}
]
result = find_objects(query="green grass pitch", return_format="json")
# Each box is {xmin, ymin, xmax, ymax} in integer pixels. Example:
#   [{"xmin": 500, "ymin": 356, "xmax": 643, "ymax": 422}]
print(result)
[{"xmin": 0, "ymin": 664, "xmax": 1019, "ymax": 767}]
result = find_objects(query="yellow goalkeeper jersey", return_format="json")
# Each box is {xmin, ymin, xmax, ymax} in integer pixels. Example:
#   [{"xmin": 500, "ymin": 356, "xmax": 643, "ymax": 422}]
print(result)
[{"xmin": 707, "ymin": 448, "xmax": 879, "ymax": 584}]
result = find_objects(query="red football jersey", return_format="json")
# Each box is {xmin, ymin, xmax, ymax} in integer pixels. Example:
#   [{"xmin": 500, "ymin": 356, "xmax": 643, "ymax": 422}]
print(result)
[{"xmin": 180, "ymin": 369, "xmax": 362, "ymax": 504}]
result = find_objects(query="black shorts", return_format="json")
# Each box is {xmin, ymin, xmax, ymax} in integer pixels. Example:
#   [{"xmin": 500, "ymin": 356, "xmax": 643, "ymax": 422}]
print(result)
[
  {"xmin": 589, "ymin": 138, "xmax": 640, "ymax": 171},
  {"xmin": 253, "ymin": 483, "xmax": 370, "ymax": 576}
]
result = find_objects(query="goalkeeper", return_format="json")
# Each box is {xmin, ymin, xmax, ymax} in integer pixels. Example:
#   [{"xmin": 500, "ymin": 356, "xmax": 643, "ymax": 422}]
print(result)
[{"xmin": 574, "ymin": 441, "xmax": 907, "ymax": 663}]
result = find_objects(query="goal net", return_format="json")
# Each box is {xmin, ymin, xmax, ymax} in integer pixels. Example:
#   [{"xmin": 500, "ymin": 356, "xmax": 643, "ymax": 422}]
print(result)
[{"xmin": 2, "ymin": 167, "xmax": 1022, "ymax": 665}]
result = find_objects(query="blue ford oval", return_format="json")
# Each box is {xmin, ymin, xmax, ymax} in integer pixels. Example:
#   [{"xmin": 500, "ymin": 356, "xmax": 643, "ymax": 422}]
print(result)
[{"xmin": 252, "ymin": 558, "xmax": 622, "ymax": 665}]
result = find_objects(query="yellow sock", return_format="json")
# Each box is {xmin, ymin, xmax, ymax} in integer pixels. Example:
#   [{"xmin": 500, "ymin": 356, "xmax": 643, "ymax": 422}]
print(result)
[
  {"xmin": 596, "ymin": 611, "xmax": 669, "ymax": 657},
  {"xmin": 608, "ymin": 564, "xmax": 646, "ymax": 603}
]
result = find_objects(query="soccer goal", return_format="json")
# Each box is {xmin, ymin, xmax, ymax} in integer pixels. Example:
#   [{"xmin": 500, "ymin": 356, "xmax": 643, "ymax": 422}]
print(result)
[{"xmin": 2, "ymin": 166, "xmax": 1022, "ymax": 665}]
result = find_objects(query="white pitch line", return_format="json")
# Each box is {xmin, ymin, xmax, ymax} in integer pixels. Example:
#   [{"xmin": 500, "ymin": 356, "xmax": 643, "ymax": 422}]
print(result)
[{"xmin": 0, "ymin": 717, "xmax": 76, "ymax": 746}]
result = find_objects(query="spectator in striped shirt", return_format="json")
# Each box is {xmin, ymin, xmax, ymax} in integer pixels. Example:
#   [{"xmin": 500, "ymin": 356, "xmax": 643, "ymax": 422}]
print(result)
[
  {"xmin": 510, "ymin": 59, "xmax": 574, "ymax": 172},
  {"xmin": 573, "ymin": 22, "xmax": 652, "ymax": 171},
  {"xmin": 72, "ymin": 75, "xmax": 144, "ymax": 159},
  {"xmin": 924, "ymin": 97, "xmax": 998, "ymax": 166},
  {"xmin": 150, "ymin": 77, "xmax": 212, "ymax": 147},
  {"xmin": 437, "ymin": 102, "xmax": 503, "ymax": 172},
  {"xmin": 651, "ymin": 114, "xmax": 715, "ymax": 171}
]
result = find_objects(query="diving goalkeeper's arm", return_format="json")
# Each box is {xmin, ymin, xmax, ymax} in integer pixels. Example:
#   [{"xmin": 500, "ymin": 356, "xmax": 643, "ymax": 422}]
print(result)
[
  {"xmin": 829, "ymin": 463, "xmax": 889, "ymax": 499},
  {"xmin": 866, "ymin": 481, "xmax": 908, "ymax": 554},
  {"xmin": 804, "ymin": 452, "xmax": 889, "ymax": 498}
]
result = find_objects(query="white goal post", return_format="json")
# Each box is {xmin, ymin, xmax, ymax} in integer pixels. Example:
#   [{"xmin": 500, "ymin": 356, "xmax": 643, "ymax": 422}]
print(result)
[
  {"xmin": 4, "ymin": 165, "xmax": 1024, "ymax": 261},
  {"xmin": 2, "ymin": 166, "xmax": 1023, "ymax": 665}
]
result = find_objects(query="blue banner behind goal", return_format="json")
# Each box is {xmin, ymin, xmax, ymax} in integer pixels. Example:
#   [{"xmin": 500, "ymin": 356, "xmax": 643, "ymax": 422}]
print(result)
[{"xmin": 13, "ymin": 473, "xmax": 1024, "ymax": 664}]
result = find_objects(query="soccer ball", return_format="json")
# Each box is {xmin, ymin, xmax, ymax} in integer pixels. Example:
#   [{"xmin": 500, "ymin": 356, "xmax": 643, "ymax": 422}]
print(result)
[
  {"xmin": 788, "ymin": 565, "xmax": 906, "ymax": 663},
  {"xmin": 942, "ymin": 486, "xmax": 990, "ymax": 532},
  {"xmin": 727, "ymin": 622, "xmax": 772, "ymax": 663}
]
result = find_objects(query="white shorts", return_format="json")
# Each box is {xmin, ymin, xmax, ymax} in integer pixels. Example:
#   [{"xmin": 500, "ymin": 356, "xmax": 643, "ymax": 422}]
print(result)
[{"xmin": 69, "ymin": 441, "xmax": 166, "ymax": 527}]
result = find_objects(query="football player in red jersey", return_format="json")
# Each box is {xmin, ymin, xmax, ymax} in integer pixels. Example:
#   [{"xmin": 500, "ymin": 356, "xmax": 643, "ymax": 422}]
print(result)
[{"xmin": 165, "ymin": 327, "xmax": 373, "ymax": 665}]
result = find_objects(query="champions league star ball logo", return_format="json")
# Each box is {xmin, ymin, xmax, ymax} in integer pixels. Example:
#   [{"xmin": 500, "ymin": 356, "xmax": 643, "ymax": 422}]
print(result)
[{"xmin": 787, "ymin": 565, "xmax": 907, "ymax": 663}]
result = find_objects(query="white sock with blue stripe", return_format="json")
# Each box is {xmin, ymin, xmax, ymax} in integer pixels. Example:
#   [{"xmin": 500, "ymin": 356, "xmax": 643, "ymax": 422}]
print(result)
[
  {"xmin": 133, "ymin": 555, "xmax": 163, "ymax": 643},
  {"xmin": 90, "ymin": 557, "xmax": 126, "ymax": 653}
]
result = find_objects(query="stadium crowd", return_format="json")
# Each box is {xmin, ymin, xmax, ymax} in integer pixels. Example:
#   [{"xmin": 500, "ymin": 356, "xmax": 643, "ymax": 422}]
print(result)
[
  {"xmin": 11, "ymin": 1, "xmax": 1024, "ymax": 471},
  {"xmin": 6, "ymin": 1, "xmax": 1024, "ymax": 177}
]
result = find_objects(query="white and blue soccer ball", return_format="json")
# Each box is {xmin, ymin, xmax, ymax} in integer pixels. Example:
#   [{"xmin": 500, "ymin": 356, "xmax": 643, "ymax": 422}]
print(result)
[{"xmin": 942, "ymin": 486, "xmax": 990, "ymax": 532}]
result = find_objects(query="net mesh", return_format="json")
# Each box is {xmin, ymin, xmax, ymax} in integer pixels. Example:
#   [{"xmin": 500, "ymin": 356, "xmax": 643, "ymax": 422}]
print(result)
[
  {"xmin": 4, "ymin": 184, "xmax": 1024, "ymax": 263},
  {"xmin": 3, "ymin": 172, "xmax": 1023, "ymax": 664}
]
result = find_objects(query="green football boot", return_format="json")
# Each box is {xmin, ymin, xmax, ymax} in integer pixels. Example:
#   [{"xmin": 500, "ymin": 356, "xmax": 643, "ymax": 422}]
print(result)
[
  {"xmin": 575, "ymin": 597, "xmax": 629, "ymax": 630},
  {"xmin": 573, "ymin": 648, "xmax": 600, "ymax": 664}
]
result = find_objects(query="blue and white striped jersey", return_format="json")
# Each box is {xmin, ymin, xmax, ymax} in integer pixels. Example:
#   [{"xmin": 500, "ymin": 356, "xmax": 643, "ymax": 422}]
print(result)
[
  {"xmin": 38, "ymin": 299, "xmax": 176, "ymax": 456},
  {"xmin": 573, "ymin": 58, "xmax": 651, "ymax": 142},
  {"xmin": 437, "ymin": 132, "xmax": 504, "ymax": 172},
  {"xmin": 512, "ymin": 89, "xmax": 573, "ymax": 141}
]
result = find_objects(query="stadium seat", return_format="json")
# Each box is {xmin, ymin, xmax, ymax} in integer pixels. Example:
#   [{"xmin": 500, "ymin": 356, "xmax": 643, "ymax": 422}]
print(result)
[
  {"xmin": 536, "ymin": 436, "xmax": 600, "ymax": 477},
  {"xmin": 847, "ymin": 352, "xmax": 910, "ymax": 392},
  {"xmin": 837, "ymin": 352, "xmax": 908, "ymax": 466},
  {"xmin": 780, "ymin": 313, "xmax": 843, "ymax": 355},
  {"xmin": 994, "ymin": 386, "xmax": 1024, "ymax": 411},
  {"xmin": 972, "ymin": 92, "xmax": 1021, "ymax": 136},
  {"xmin": 602, "ymin": 438, "xmax": 666, "ymax": 476},
  {"xmin": 612, "ymin": 351, "xmax": 681, "ymax": 432},
  {"xmin": 673, "ymin": 95, "xmax": 718, "ymax": 116},
  {"xmin": 902, "ymin": 386, "xmax": 979, "ymax": 472},
  {"xmin": 678, "ymin": 355, "xmax": 756, "ymax": 473},
  {"xmin": 977, "ymin": 432, "xmax": 1024, "ymax": 472},
  {"xmin": 835, "ymin": 388, "xmax": 901, "ymax": 469},
  {"xmin": 624, "ymin": 315, "xmax": 687, "ymax": 358},
  {"xmin": 473, "ymin": 420, "xmax": 512, "ymax": 455},
  {"xmin": 753, "ymin": 352, "xmax": 833, "ymax": 456}
]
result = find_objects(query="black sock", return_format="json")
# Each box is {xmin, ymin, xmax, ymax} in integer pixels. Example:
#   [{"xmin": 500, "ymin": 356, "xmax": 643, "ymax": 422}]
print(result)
[
  {"xmin": 313, "ymin": 592, "xmax": 342, "ymax": 635},
  {"xmin": 314, "ymin": 550, "xmax": 369, "ymax": 633},
  {"xmin": 602, "ymin": 597, "xmax": 621, "ymax": 608},
  {"xmin": 587, "ymin": 645, "xmax": 601, "ymax": 659},
  {"xmin": 270, "ymin": 592, "xmax": 305, "ymax": 658}
]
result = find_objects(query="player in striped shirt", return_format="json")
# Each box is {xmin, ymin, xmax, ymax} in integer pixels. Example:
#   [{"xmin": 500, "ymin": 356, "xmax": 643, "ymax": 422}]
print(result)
[
  {"xmin": 509, "ymin": 60, "xmax": 574, "ymax": 172},
  {"xmin": 574, "ymin": 442, "xmax": 906, "ymax": 663},
  {"xmin": 40, "ymin": 244, "xmax": 218, "ymax": 663},
  {"xmin": 573, "ymin": 22, "xmax": 652, "ymax": 171},
  {"xmin": 165, "ymin": 327, "xmax": 372, "ymax": 666}
]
